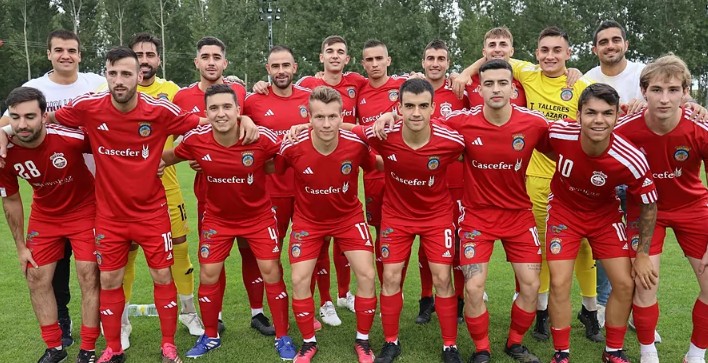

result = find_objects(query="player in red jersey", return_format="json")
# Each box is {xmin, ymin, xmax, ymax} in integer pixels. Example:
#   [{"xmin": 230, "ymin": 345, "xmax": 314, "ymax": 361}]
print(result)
[
  {"xmin": 614, "ymin": 55, "xmax": 708, "ymax": 363},
  {"xmin": 0, "ymin": 87, "xmax": 99, "ymax": 363},
  {"xmin": 353, "ymin": 78, "xmax": 465, "ymax": 363},
  {"xmin": 161, "ymin": 84, "xmax": 297, "ymax": 361},
  {"xmin": 49, "ymin": 47, "xmax": 204, "ymax": 363},
  {"xmin": 277, "ymin": 86, "xmax": 379, "ymax": 363},
  {"xmin": 172, "ymin": 36, "xmax": 272, "ymax": 338},
  {"xmin": 544, "ymin": 84, "xmax": 658, "ymax": 363}
]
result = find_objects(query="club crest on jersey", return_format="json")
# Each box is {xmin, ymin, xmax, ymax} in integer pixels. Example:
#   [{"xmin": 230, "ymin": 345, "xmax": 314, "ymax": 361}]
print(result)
[
  {"xmin": 590, "ymin": 171, "xmax": 607, "ymax": 186},
  {"xmin": 388, "ymin": 90, "xmax": 399, "ymax": 102},
  {"xmin": 463, "ymin": 230, "xmax": 481, "ymax": 240},
  {"xmin": 381, "ymin": 244, "xmax": 390, "ymax": 259},
  {"xmin": 50, "ymin": 152, "xmax": 67, "ymax": 169},
  {"xmin": 630, "ymin": 235, "xmax": 639, "ymax": 251},
  {"xmin": 427, "ymin": 156, "xmax": 440, "ymax": 170},
  {"xmin": 549, "ymin": 238, "xmax": 562, "ymax": 254},
  {"xmin": 291, "ymin": 243, "xmax": 301, "ymax": 258},
  {"xmin": 157, "ymin": 93, "xmax": 169, "ymax": 100},
  {"xmin": 347, "ymin": 87, "xmax": 356, "ymax": 98},
  {"xmin": 674, "ymin": 146, "xmax": 690, "ymax": 161},
  {"xmin": 512, "ymin": 134, "xmax": 525, "ymax": 151},
  {"xmin": 440, "ymin": 102, "xmax": 452, "ymax": 117},
  {"xmin": 202, "ymin": 229, "xmax": 217, "ymax": 241},
  {"xmin": 292, "ymin": 230, "xmax": 309, "ymax": 241},
  {"xmin": 341, "ymin": 161, "xmax": 353, "ymax": 175},
  {"xmin": 200, "ymin": 244, "xmax": 210, "ymax": 259},
  {"xmin": 95, "ymin": 251, "xmax": 102, "ymax": 265},
  {"xmin": 560, "ymin": 88, "xmax": 573, "ymax": 101},
  {"xmin": 138, "ymin": 122, "xmax": 152, "ymax": 137},
  {"xmin": 242, "ymin": 152, "xmax": 254, "ymax": 167},
  {"xmin": 299, "ymin": 105, "xmax": 308, "ymax": 119},
  {"xmin": 463, "ymin": 243, "xmax": 476, "ymax": 259},
  {"xmin": 380, "ymin": 227, "xmax": 394, "ymax": 238},
  {"xmin": 550, "ymin": 224, "xmax": 567, "ymax": 234}
]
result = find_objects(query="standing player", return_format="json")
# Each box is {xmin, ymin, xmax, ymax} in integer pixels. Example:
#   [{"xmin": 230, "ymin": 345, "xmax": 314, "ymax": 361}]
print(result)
[
  {"xmin": 162, "ymin": 84, "xmax": 296, "ymax": 361},
  {"xmin": 0, "ymin": 29, "xmax": 104, "ymax": 348},
  {"xmin": 1, "ymin": 87, "xmax": 99, "ymax": 363},
  {"xmin": 278, "ymin": 86, "xmax": 379, "ymax": 363},
  {"xmin": 545, "ymin": 84, "xmax": 658, "ymax": 363},
  {"xmin": 353, "ymin": 78, "xmax": 465, "ymax": 363},
  {"xmin": 614, "ymin": 55, "xmax": 708, "ymax": 363},
  {"xmin": 172, "ymin": 36, "xmax": 270, "ymax": 336}
]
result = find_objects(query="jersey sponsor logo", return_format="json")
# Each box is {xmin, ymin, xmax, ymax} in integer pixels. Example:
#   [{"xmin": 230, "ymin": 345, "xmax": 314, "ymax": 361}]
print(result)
[
  {"xmin": 590, "ymin": 171, "xmax": 607, "ymax": 186},
  {"xmin": 303, "ymin": 167, "xmax": 314, "ymax": 175},
  {"xmin": 242, "ymin": 152, "xmax": 254, "ymax": 167},
  {"xmin": 463, "ymin": 230, "xmax": 481, "ymax": 240},
  {"xmin": 549, "ymin": 238, "xmax": 562, "ymax": 254},
  {"xmin": 341, "ymin": 161, "xmax": 353, "ymax": 175},
  {"xmin": 50, "ymin": 152, "xmax": 68, "ymax": 169},
  {"xmin": 380, "ymin": 244, "xmax": 390, "ymax": 258},
  {"xmin": 290, "ymin": 243, "xmax": 302, "ymax": 258},
  {"xmin": 471, "ymin": 137, "xmax": 483, "ymax": 146},
  {"xmin": 202, "ymin": 229, "xmax": 217, "ymax": 240},
  {"xmin": 390, "ymin": 171, "xmax": 434, "ymax": 187},
  {"xmin": 202, "ymin": 154, "xmax": 212, "ymax": 161},
  {"xmin": 138, "ymin": 122, "xmax": 152, "ymax": 137},
  {"xmin": 427, "ymin": 156, "xmax": 440, "ymax": 170},
  {"xmin": 550, "ymin": 224, "xmax": 567, "ymax": 234},
  {"xmin": 463, "ymin": 243, "xmax": 475, "ymax": 259},
  {"xmin": 514, "ymin": 158, "xmax": 523, "ymax": 171},
  {"xmin": 97, "ymin": 123, "xmax": 109, "ymax": 131},
  {"xmin": 387, "ymin": 154, "xmax": 398, "ymax": 162},
  {"xmin": 97, "ymin": 145, "xmax": 149, "ymax": 160},
  {"xmin": 347, "ymin": 87, "xmax": 356, "ymax": 98},
  {"xmin": 200, "ymin": 244, "xmax": 210, "ymax": 258},
  {"xmin": 512, "ymin": 134, "xmax": 525, "ymax": 151},
  {"xmin": 359, "ymin": 98, "xmax": 366, "ymax": 105},
  {"xmin": 471, "ymin": 159, "xmax": 517, "ymax": 170},
  {"xmin": 653, "ymin": 168, "xmax": 682, "ymax": 179},
  {"xmin": 388, "ymin": 90, "xmax": 399, "ymax": 102},
  {"xmin": 560, "ymin": 88, "xmax": 573, "ymax": 101},
  {"xmin": 206, "ymin": 173, "xmax": 254, "ymax": 184},
  {"xmin": 361, "ymin": 111, "xmax": 386, "ymax": 124},
  {"xmin": 299, "ymin": 105, "xmax": 308, "ymax": 119},
  {"xmin": 304, "ymin": 182, "xmax": 349, "ymax": 195},
  {"xmin": 191, "ymin": 106, "xmax": 200, "ymax": 113},
  {"xmin": 440, "ymin": 102, "xmax": 452, "ymax": 117},
  {"xmin": 642, "ymin": 178, "xmax": 653, "ymax": 187},
  {"xmin": 674, "ymin": 146, "xmax": 690, "ymax": 161},
  {"xmin": 265, "ymin": 109, "xmax": 275, "ymax": 116}
]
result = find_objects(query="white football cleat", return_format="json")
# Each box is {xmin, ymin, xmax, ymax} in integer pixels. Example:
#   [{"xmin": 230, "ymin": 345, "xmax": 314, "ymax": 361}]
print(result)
[
  {"xmin": 336, "ymin": 291, "xmax": 355, "ymax": 312},
  {"xmin": 179, "ymin": 312, "xmax": 206, "ymax": 336},
  {"xmin": 319, "ymin": 301, "xmax": 342, "ymax": 326}
]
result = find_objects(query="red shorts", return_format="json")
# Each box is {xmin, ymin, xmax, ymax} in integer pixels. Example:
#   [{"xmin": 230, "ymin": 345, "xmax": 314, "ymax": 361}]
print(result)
[
  {"xmin": 627, "ymin": 201, "xmax": 708, "ymax": 259},
  {"xmin": 272, "ymin": 196, "xmax": 294, "ymax": 242},
  {"xmin": 458, "ymin": 208, "xmax": 541, "ymax": 265},
  {"xmin": 449, "ymin": 188, "xmax": 463, "ymax": 227},
  {"xmin": 364, "ymin": 178, "xmax": 384, "ymax": 227},
  {"xmin": 545, "ymin": 203, "xmax": 628, "ymax": 261},
  {"xmin": 25, "ymin": 206, "xmax": 96, "ymax": 267},
  {"xmin": 289, "ymin": 216, "xmax": 373, "ymax": 264},
  {"xmin": 200, "ymin": 212, "xmax": 280, "ymax": 263},
  {"xmin": 379, "ymin": 219, "xmax": 456, "ymax": 265},
  {"xmin": 194, "ymin": 173, "xmax": 207, "ymax": 226},
  {"xmin": 94, "ymin": 210, "xmax": 173, "ymax": 271}
]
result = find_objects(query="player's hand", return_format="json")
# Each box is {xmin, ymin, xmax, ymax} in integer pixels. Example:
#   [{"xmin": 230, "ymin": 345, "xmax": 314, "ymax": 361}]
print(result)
[
  {"xmin": 239, "ymin": 116, "xmax": 259, "ymax": 144},
  {"xmin": 17, "ymin": 246, "xmax": 38, "ymax": 276},
  {"xmin": 286, "ymin": 123, "xmax": 310, "ymax": 143},
  {"xmin": 451, "ymin": 72, "xmax": 471, "ymax": 100},
  {"xmin": 157, "ymin": 160, "xmax": 166, "ymax": 177},
  {"xmin": 565, "ymin": 68, "xmax": 583, "ymax": 87},
  {"xmin": 314, "ymin": 71, "xmax": 325, "ymax": 79},
  {"xmin": 373, "ymin": 112, "xmax": 398, "ymax": 140},
  {"xmin": 0, "ymin": 127, "xmax": 9, "ymax": 164},
  {"xmin": 407, "ymin": 71, "xmax": 425, "ymax": 80},
  {"xmin": 225, "ymin": 75, "xmax": 246, "ymax": 87},
  {"xmin": 632, "ymin": 253, "xmax": 658, "ymax": 289},
  {"xmin": 188, "ymin": 160, "xmax": 202, "ymax": 172},
  {"xmin": 252, "ymin": 81, "xmax": 270, "ymax": 95},
  {"xmin": 685, "ymin": 102, "xmax": 708, "ymax": 123},
  {"xmin": 699, "ymin": 249, "xmax": 708, "ymax": 275},
  {"xmin": 621, "ymin": 98, "xmax": 646, "ymax": 116}
]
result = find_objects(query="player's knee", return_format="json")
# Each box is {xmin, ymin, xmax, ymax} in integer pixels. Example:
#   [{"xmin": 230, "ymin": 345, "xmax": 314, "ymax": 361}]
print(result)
[
  {"xmin": 75, "ymin": 262, "xmax": 99, "ymax": 289},
  {"xmin": 259, "ymin": 261, "xmax": 281, "ymax": 284},
  {"xmin": 149, "ymin": 267, "xmax": 173, "ymax": 285},
  {"xmin": 26, "ymin": 267, "xmax": 51, "ymax": 290},
  {"xmin": 464, "ymin": 282, "xmax": 485, "ymax": 303},
  {"xmin": 100, "ymin": 270, "xmax": 124, "ymax": 290},
  {"xmin": 610, "ymin": 276, "xmax": 633, "ymax": 300}
]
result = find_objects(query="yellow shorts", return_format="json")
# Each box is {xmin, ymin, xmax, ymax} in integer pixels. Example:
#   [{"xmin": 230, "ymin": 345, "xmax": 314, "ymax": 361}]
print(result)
[{"xmin": 166, "ymin": 187, "xmax": 189, "ymax": 239}]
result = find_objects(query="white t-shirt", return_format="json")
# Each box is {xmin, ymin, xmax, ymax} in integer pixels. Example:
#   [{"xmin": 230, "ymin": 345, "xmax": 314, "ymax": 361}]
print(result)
[{"xmin": 586, "ymin": 60, "xmax": 645, "ymax": 104}]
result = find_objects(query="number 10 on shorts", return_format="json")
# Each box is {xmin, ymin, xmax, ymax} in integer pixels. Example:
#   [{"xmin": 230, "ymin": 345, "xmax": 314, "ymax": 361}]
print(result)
[{"xmin": 162, "ymin": 232, "xmax": 173, "ymax": 252}]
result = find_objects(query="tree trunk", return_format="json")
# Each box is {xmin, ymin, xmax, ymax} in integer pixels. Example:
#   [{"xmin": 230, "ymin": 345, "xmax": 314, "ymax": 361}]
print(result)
[{"xmin": 22, "ymin": 0, "xmax": 30, "ymax": 80}]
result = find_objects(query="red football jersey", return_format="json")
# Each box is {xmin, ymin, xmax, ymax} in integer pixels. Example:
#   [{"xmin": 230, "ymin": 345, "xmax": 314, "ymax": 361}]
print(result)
[
  {"xmin": 615, "ymin": 108, "xmax": 708, "ymax": 212},
  {"xmin": 433, "ymin": 78, "xmax": 470, "ymax": 189},
  {"xmin": 548, "ymin": 121, "xmax": 658, "ymax": 213},
  {"xmin": 277, "ymin": 129, "xmax": 375, "ymax": 225},
  {"xmin": 445, "ymin": 105, "xmax": 551, "ymax": 210},
  {"xmin": 356, "ymin": 75, "xmax": 407, "ymax": 126},
  {"xmin": 352, "ymin": 122, "xmax": 465, "ymax": 225},
  {"xmin": 465, "ymin": 74, "xmax": 527, "ymax": 107},
  {"xmin": 175, "ymin": 125, "xmax": 279, "ymax": 224},
  {"xmin": 243, "ymin": 85, "xmax": 312, "ymax": 198},
  {"xmin": 296, "ymin": 72, "xmax": 367, "ymax": 124},
  {"xmin": 0, "ymin": 124, "xmax": 94, "ymax": 219},
  {"xmin": 173, "ymin": 81, "xmax": 247, "ymax": 115},
  {"xmin": 55, "ymin": 92, "xmax": 200, "ymax": 220}
]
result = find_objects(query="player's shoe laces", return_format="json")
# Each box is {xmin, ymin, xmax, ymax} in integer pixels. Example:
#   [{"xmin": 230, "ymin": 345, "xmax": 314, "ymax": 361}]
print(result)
[
  {"xmin": 550, "ymin": 351, "xmax": 570, "ymax": 363},
  {"xmin": 504, "ymin": 341, "xmax": 541, "ymax": 363},
  {"xmin": 639, "ymin": 351, "xmax": 659, "ymax": 363},
  {"xmin": 37, "ymin": 347, "xmax": 67, "ymax": 363},
  {"xmin": 354, "ymin": 339, "xmax": 375, "ymax": 363},
  {"xmin": 415, "ymin": 297, "xmax": 435, "ymax": 324},
  {"xmin": 293, "ymin": 341, "xmax": 318, "ymax": 363},
  {"xmin": 374, "ymin": 341, "xmax": 401, "ymax": 363},
  {"xmin": 319, "ymin": 301, "xmax": 342, "ymax": 326},
  {"xmin": 337, "ymin": 291, "xmax": 356, "ymax": 312},
  {"xmin": 96, "ymin": 347, "xmax": 125, "ymax": 363},
  {"xmin": 179, "ymin": 312, "xmax": 205, "ymax": 336},
  {"xmin": 602, "ymin": 350, "xmax": 630, "ymax": 363},
  {"xmin": 185, "ymin": 334, "xmax": 221, "ymax": 359},
  {"xmin": 457, "ymin": 297, "xmax": 464, "ymax": 324},
  {"xmin": 251, "ymin": 313, "xmax": 276, "ymax": 336},
  {"xmin": 470, "ymin": 350, "xmax": 491, "ymax": 363},
  {"xmin": 532, "ymin": 309, "xmax": 550, "ymax": 341},
  {"xmin": 120, "ymin": 321, "xmax": 131, "ymax": 351},
  {"xmin": 442, "ymin": 346, "xmax": 463, "ymax": 363},
  {"xmin": 275, "ymin": 335, "xmax": 297, "ymax": 361},
  {"xmin": 76, "ymin": 349, "xmax": 97, "ymax": 363},
  {"xmin": 577, "ymin": 306, "xmax": 605, "ymax": 342},
  {"xmin": 161, "ymin": 343, "xmax": 183, "ymax": 363},
  {"xmin": 59, "ymin": 317, "xmax": 73, "ymax": 348},
  {"xmin": 683, "ymin": 355, "xmax": 706, "ymax": 363}
]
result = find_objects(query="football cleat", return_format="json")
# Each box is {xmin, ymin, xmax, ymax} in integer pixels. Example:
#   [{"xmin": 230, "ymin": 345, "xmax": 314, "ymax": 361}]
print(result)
[
  {"xmin": 293, "ymin": 342, "xmax": 318, "ymax": 363},
  {"xmin": 275, "ymin": 335, "xmax": 297, "ymax": 361},
  {"xmin": 577, "ymin": 306, "xmax": 604, "ymax": 342},
  {"xmin": 532, "ymin": 309, "xmax": 550, "ymax": 341},
  {"xmin": 442, "ymin": 346, "xmax": 463, "ymax": 363},
  {"xmin": 185, "ymin": 335, "xmax": 221, "ymax": 359},
  {"xmin": 415, "ymin": 297, "xmax": 435, "ymax": 324},
  {"xmin": 76, "ymin": 349, "xmax": 97, "ymax": 363},
  {"xmin": 550, "ymin": 351, "xmax": 570, "ymax": 363},
  {"xmin": 602, "ymin": 350, "xmax": 629, "ymax": 363},
  {"xmin": 59, "ymin": 317, "xmax": 73, "ymax": 348},
  {"xmin": 374, "ymin": 342, "xmax": 401, "ymax": 363},
  {"xmin": 354, "ymin": 339, "xmax": 375, "ymax": 363},
  {"xmin": 37, "ymin": 347, "xmax": 67, "ymax": 363},
  {"xmin": 96, "ymin": 347, "xmax": 125, "ymax": 363},
  {"xmin": 161, "ymin": 343, "xmax": 183, "ymax": 363},
  {"xmin": 319, "ymin": 301, "xmax": 342, "ymax": 326},
  {"xmin": 179, "ymin": 312, "xmax": 205, "ymax": 336},
  {"xmin": 470, "ymin": 350, "xmax": 491, "ymax": 363},
  {"xmin": 337, "ymin": 291, "xmax": 356, "ymax": 313},
  {"xmin": 504, "ymin": 342, "xmax": 540, "ymax": 363},
  {"xmin": 251, "ymin": 313, "xmax": 276, "ymax": 336}
]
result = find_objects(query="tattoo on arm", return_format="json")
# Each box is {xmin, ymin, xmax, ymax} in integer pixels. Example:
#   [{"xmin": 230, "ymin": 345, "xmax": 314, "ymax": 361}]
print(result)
[
  {"xmin": 638, "ymin": 202, "xmax": 658, "ymax": 254},
  {"xmin": 460, "ymin": 264, "xmax": 482, "ymax": 281}
]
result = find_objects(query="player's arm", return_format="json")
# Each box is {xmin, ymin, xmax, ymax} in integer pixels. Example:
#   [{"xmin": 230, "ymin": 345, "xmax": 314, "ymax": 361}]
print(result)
[
  {"xmin": 372, "ymin": 111, "xmax": 401, "ymax": 139},
  {"xmin": 451, "ymin": 57, "xmax": 485, "ymax": 98},
  {"xmin": 0, "ymin": 115, "xmax": 9, "ymax": 127},
  {"xmin": 252, "ymin": 81, "xmax": 270, "ymax": 95},
  {"xmin": 2, "ymin": 192, "xmax": 37, "ymax": 274},
  {"xmin": 683, "ymin": 99, "xmax": 708, "ymax": 122},
  {"xmin": 634, "ymin": 201, "xmax": 658, "ymax": 288},
  {"xmin": 161, "ymin": 149, "xmax": 186, "ymax": 167}
]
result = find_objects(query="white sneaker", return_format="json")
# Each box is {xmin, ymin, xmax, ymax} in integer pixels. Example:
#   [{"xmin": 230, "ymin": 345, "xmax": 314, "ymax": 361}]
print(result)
[
  {"xmin": 654, "ymin": 330, "xmax": 662, "ymax": 344},
  {"xmin": 684, "ymin": 355, "xmax": 706, "ymax": 363},
  {"xmin": 179, "ymin": 312, "xmax": 205, "ymax": 336},
  {"xmin": 483, "ymin": 291, "xmax": 489, "ymax": 302},
  {"xmin": 120, "ymin": 321, "xmax": 132, "ymax": 351},
  {"xmin": 640, "ymin": 351, "xmax": 659, "ymax": 363},
  {"xmin": 597, "ymin": 304, "xmax": 606, "ymax": 328},
  {"xmin": 337, "ymin": 291, "xmax": 355, "ymax": 312},
  {"xmin": 319, "ymin": 301, "xmax": 342, "ymax": 326}
]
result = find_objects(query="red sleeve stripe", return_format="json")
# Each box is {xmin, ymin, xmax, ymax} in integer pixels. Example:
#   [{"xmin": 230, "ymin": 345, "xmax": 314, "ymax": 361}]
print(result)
[
  {"xmin": 641, "ymin": 190, "xmax": 659, "ymax": 204},
  {"xmin": 258, "ymin": 126, "xmax": 279, "ymax": 143}
]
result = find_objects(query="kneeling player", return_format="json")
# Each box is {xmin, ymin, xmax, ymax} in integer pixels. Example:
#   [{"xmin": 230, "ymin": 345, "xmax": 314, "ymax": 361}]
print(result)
[
  {"xmin": 162, "ymin": 84, "xmax": 295, "ymax": 360},
  {"xmin": 277, "ymin": 86, "xmax": 379, "ymax": 363},
  {"xmin": 545, "ymin": 84, "xmax": 658, "ymax": 363}
]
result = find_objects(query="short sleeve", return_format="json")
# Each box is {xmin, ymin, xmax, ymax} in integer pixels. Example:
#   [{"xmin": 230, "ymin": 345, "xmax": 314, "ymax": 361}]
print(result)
[
  {"xmin": 0, "ymin": 167, "xmax": 19, "ymax": 198},
  {"xmin": 54, "ymin": 98, "xmax": 86, "ymax": 128},
  {"xmin": 166, "ymin": 108, "xmax": 200, "ymax": 136},
  {"xmin": 625, "ymin": 161, "xmax": 659, "ymax": 205},
  {"xmin": 258, "ymin": 127, "xmax": 281, "ymax": 159},
  {"xmin": 173, "ymin": 139, "xmax": 194, "ymax": 161}
]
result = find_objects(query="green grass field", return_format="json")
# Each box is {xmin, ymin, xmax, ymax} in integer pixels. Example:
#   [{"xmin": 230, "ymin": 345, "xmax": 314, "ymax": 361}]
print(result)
[{"xmin": 0, "ymin": 163, "xmax": 701, "ymax": 362}]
